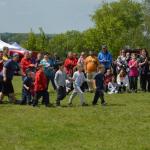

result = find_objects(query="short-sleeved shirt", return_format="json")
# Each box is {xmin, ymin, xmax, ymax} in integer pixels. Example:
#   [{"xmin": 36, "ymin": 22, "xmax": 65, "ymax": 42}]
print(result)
[
  {"xmin": 94, "ymin": 73, "xmax": 104, "ymax": 90},
  {"xmin": 73, "ymin": 71, "xmax": 86, "ymax": 87},
  {"xmin": 84, "ymin": 56, "xmax": 99, "ymax": 73},
  {"xmin": 4, "ymin": 59, "xmax": 18, "ymax": 80}
]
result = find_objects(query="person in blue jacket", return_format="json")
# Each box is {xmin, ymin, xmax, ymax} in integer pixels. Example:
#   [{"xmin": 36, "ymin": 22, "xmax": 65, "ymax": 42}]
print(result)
[{"xmin": 98, "ymin": 45, "xmax": 112, "ymax": 71}]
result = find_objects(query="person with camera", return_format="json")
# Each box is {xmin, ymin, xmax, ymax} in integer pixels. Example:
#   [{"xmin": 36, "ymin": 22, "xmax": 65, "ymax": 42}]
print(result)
[
  {"xmin": 117, "ymin": 69, "xmax": 129, "ymax": 93},
  {"xmin": 116, "ymin": 49, "xmax": 128, "ymax": 74}
]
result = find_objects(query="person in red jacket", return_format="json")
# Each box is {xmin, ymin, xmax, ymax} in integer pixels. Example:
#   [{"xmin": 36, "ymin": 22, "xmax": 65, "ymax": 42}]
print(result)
[
  {"xmin": 33, "ymin": 64, "xmax": 50, "ymax": 107},
  {"xmin": 20, "ymin": 51, "xmax": 34, "ymax": 77},
  {"xmin": 72, "ymin": 52, "xmax": 78, "ymax": 66},
  {"xmin": 64, "ymin": 52, "xmax": 76, "ymax": 77}
]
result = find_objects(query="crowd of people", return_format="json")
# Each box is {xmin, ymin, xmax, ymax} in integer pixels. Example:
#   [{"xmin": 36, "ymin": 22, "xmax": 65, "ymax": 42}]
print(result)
[{"xmin": 0, "ymin": 45, "xmax": 150, "ymax": 107}]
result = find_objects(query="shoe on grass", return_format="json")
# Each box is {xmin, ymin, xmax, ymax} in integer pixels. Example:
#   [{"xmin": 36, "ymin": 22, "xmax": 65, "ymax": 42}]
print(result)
[
  {"xmin": 101, "ymin": 102, "xmax": 107, "ymax": 106},
  {"xmin": 82, "ymin": 103, "xmax": 88, "ymax": 106},
  {"xmin": 68, "ymin": 103, "xmax": 73, "ymax": 107}
]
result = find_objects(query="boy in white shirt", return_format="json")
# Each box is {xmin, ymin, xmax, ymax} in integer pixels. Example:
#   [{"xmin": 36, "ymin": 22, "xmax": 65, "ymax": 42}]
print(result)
[{"xmin": 68, "ymin": 64, "xmax": 89, "ymax": 106}]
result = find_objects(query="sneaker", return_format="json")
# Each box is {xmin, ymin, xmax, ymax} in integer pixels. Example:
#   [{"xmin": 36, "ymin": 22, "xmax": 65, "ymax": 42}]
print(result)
[
  {"xmin": 92, "ymin": 102, "xmax": 98, "ymax": 106},
  {"xmin": 82, "ymin": 103, "xmax": 88, "ymax": 106},
  {"xmin": 68, "ymin": 103, "xmax": 73, "ymax": 107},
  {"xmin": 134, "ymin": 90, "xmax": 137, "ymax": 93},
  {"xmin": 45, "ymin": 104, "xmax": 51, "ymax": 107},
  {"xmin": 56, "ymin": 103, "xmax": 60, "ymax": 107},
  {"xmin": 101, "ymin": 102, "xmax": 107, "ymax": 106}
]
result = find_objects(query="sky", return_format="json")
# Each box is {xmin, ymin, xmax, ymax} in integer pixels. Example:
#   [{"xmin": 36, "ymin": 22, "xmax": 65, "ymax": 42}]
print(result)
[{"xmin": 0, "ymin": 0, "xmax": 117, "ymax": 33}]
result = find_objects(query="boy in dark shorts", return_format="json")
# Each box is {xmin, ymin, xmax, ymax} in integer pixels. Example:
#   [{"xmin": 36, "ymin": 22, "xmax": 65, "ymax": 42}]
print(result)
[
  {"xmin": 0, "ymin": 53, "xmax": 19, "ymax": 103},
  {"xmin": 92, "ymin": 65, "xmax": 107, "ymax": 106}
]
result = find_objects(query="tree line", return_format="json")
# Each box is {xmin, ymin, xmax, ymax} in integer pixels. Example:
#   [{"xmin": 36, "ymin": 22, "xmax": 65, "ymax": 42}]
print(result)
[{"xmin": 1, "ymin": 0, "xmax": 150, "ymax": 57}]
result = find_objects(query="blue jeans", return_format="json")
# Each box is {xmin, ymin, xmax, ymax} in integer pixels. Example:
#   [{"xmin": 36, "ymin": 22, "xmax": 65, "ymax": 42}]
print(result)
[{"xmin": 21, "ymin": 90, "xmax": 32, "ymax": 104}]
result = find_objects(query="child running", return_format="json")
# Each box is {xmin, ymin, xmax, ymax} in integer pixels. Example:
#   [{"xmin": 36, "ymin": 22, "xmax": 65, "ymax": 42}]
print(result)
[
  {"xmin": 68, "ymin": 64, "xmax": 89, "ymax": 106},
  {"xmin": 92, "ymin": 65, "xmax": 107, "ymax": 106},
  {"xmin": 54, "ymin": 62, "xmax": 68, "ymax": 106},
  {"xmin": 33, "ymin": 64, "xmax": 50, "ymax": 107}
]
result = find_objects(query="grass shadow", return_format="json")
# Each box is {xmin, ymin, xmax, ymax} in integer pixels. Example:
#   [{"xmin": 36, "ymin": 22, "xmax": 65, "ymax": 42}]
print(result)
[{"xmin": 107, "ymin": 103, "xmax": 126, "ymax": 107}]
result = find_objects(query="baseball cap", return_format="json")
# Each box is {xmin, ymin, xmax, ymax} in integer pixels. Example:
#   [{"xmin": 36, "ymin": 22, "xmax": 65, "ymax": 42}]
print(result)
[
  {"xmin": 102, "ymin": 45, "xmax": 107, "ymax": 49},
  {"xmin": 13, "ymin": 53, "xmax": 19, "ymax": 57}
]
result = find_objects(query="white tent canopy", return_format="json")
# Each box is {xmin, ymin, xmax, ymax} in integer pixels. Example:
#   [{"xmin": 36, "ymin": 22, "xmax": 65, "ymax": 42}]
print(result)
[
  {"xmin": 11, "ymin": 42, "xmax": 26, "ymax": 51},
  {"xmin": 0, "ymin": 40, "xmax": 20, "ymax": 50}
]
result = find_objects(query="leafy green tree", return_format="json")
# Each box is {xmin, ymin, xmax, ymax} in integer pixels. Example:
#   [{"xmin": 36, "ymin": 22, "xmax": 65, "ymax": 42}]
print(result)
[
  {"xmin": 48, "ymin": 33, "xmax": 67, "ymax": 56},
  {"xmin": 91, "ymin": 0, "xmax": 144, "ymax": 56},
  {"xmin": 48, "ymin": 30, "xmax": 84, "ymax": 56},
  {"xmin": 143, "ymin": 0, "xmax": 150, "ymax": 51},
  {"xmin": 36, "ymin": 27, "xmax": 49, "ymax": 51},
  {"xmin": 23, "ymin": 29, "xmax": 37, "ymax": 51}
]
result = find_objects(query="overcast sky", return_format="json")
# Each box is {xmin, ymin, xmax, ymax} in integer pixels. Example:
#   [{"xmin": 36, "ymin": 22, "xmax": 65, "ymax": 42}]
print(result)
[{"xmin": 0, "ymin": 0, "xmax": 118, "ymax": 33}]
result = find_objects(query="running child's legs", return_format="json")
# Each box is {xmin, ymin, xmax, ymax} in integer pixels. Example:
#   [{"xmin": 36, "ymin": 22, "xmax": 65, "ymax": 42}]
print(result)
[
  {"xmin": 33, "ymin": 90, "xmax": 49, "ymax": 106},
  {"xmin": 56, "ymin": 86, "xmax": 66, "ymax": 105},
  {"xmin": 92, "ymin": 90, "xmax": 105, "ymax": 105},
  {"xmin": 69, "ymin": 87, "xmax": 85, "ymax": 105}
]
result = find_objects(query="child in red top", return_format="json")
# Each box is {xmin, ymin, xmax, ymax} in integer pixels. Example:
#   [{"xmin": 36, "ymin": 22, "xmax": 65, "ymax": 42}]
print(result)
[
  {"xmin": 128, "ymin": 53, "xmax": 139, "ymax": 92},
  {"xmin": 33, "ymin": 64, "xmax": 50, "ymax": 107},
  {"xmin": 104, "ymin": 69, "xmax": 113, "ymax": 92}
]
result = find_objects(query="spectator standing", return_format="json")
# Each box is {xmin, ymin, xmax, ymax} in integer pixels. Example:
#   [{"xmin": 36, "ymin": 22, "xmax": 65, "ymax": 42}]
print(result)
[
  {"xmin": 116, "ymin": 49, "xmax": 128, "ymax": 73},
  {"xmin": 98, "ymin": 45, "xmax": 112, "ymax": 71},
  {"xmin": 20, "ymin": 51, "xmax": 34, "ymax": 78},
  {"xmin": 40, "ymin": 53, "xmax": 56, "ymax": 90},
  {"xmin": 29, "ymin": 51, "xmax": 36, "ymax": 64},
  {"xmin": 147, "ymin": 57, "xmax": 150, "ymax": 92},
  {"xmin": 0, "ymin": 51, "xmax": 4, "ymax": 93},
  {"xmin": 0, "ymin": 51, "xmax": 4, "ymax": 72},
  {"xmin": 128, "ymin": 53, "xmax": 139, "ymax": 92},
  {"xmin": 126, "ymin": 52, "xmax": 131, "ymax": 64},
  {"xmin": 64, "ymin": 52, "xmax": 76, "ymax": 77},
  {"xmin": 2, "ymin": 47, "xmax": 9, "ymax": 62},
  {"xmin": 138, "ymin": 49, "xmax": 149, "ymax": 92},
  {"xmin": 35, "ymin": 53, "xmax": 43, "ymax": 68},
  {"xmin": 84, "ymin": 51, "xmax": 99, "ymax": 92},
  {"xmin": 73, "ymin": 53, "xmax": 78, "ymax": 66},
  {"xmin": 78, "ymin": 52, "xmax": 86, "ymax": 67}
]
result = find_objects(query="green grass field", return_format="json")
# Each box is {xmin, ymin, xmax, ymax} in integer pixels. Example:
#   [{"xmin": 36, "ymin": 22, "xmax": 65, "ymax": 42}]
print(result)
[{"xmin": 0, "ymin": 76, "xmax": 150, "ymax": 150}]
